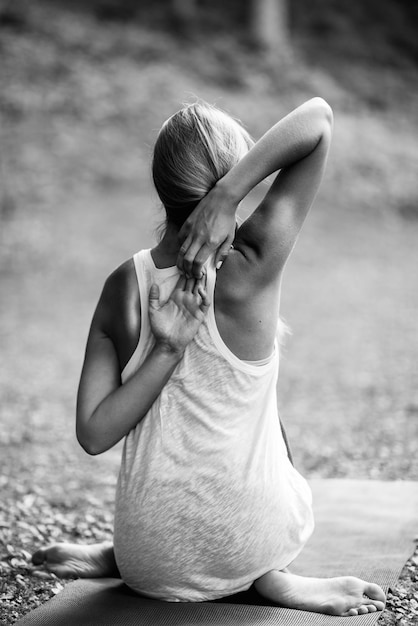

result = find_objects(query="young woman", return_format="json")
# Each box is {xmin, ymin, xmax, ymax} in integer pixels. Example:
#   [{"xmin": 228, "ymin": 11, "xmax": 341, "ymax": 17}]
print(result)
[{"xmin": 33, "ymin": 98, "xmax": 386, "ymax": 617}]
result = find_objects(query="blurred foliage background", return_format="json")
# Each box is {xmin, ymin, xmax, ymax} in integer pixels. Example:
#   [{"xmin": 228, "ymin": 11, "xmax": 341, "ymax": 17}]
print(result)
[
  {"xmin": 1, "ymin": 0, "xmax": 418, "ymax": 489},
  {"xmin": 1, "ymin": 0, "xmax": 418, "ymax": 621}
]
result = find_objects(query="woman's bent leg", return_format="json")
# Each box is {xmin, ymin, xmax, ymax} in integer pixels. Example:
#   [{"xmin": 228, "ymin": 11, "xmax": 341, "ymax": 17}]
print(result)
[{"xmin": 254, "ymin": 569, "xmax": 386, "ymax": 617}]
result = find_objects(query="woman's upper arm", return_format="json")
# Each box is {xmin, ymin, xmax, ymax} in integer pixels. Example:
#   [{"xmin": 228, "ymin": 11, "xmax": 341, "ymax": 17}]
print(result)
[
  {"xmin": 76, "ymin": 298, "xmax": 121, "ymax": 449},
  {"xmin": 76, "ymin": 259, "xmax": 138, "ymax": 438},
  {"xmin": 235, "ymin": 108, "xmax": 333, "ymax": 282},
  {"xmin": 75, "ymin": 260, "xmax": 140, "ymax": 452},
  {"xmin": 76, "ymin": 318, "xmax": 121, "ymax": 435}
]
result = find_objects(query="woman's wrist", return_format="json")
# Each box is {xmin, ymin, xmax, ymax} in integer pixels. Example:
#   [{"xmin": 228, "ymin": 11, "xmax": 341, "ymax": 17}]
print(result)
[
  {"xmin": 153, "ymin": 341, "xmax": 185, "ymax": 361},
  {"xmin": 213, "ymin": 176, "xmax": 242, "ymax": 213}
]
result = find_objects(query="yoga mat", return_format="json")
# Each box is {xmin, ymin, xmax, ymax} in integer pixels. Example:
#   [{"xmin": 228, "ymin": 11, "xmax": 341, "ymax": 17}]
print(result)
[{"xmin": 16, "ymin": 479, "xmax": 418, "ymax": 626}]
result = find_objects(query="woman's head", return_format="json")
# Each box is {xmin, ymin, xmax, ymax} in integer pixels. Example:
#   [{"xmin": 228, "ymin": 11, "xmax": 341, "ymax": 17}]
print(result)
[{"xmin": 152, "ymin": 101, "xmax": 253, "ymax": 229}]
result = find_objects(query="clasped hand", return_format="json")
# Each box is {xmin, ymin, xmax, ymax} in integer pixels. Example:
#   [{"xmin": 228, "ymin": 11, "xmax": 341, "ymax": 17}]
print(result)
[
  {"xmin": 149, "ymin": 275, "xmax": 210, "ymax": 355},
  {"xmin": 176, "ymin": 183, "xmax": 237, "ymax": 278}
]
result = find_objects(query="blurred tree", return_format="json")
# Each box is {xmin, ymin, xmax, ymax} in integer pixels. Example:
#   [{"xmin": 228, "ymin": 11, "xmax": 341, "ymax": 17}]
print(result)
[
  {"xmin": 170, "ymin": 0, "xmax": 197, "ymax": 36},
  {"xmin": 0, "ymin": 0, "xmax": 28, "ymax": 29},
  {"xmin": 249, "ymin": 0, "xmax": 289, "ymax": 57}
]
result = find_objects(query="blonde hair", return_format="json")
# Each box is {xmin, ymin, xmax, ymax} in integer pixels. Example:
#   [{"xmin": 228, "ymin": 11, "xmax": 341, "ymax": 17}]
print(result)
[{"xmin": 152, "ymin": 102, "xmax": 253, "ymax": 228}]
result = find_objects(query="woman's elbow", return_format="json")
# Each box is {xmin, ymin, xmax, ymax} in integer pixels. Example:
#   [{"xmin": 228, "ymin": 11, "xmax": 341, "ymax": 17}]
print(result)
[
  {"xmin": 311, "ymin": 97, "xmax": 333, "ymax": 128},
  {"xmin": 76, "ymin": 425, "xmax": 103, "ymax": 456}
]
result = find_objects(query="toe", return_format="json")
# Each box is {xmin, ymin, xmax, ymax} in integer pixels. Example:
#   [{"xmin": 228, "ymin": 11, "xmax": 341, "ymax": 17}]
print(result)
[
  {"xmin": 343, "ymin": 608, "xmax": 359, "ymax": 617},
  {"xmin": 364, "ymin": 582, "xmax": 386, "ymax": 604},
  {"xmin": 365, "ymin": 604, "xmax": 377, "ymax": 613},
  {"xmin": 32, "ymin": 548, "xmax": 47, "ymax": 565},
  {"xmin": 357, "ymin": 605, "xmax": 369, "ymax": 615}
]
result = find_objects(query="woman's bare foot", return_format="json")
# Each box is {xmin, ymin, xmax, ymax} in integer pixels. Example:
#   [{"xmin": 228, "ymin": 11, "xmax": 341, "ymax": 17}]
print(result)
[
  {"xmin": 31, "ymin": 541, "xmax": 119, "ymax": 579},
  {"xmin": 255, "ymin": 570, "xmax": 386, "ymax": 617}
]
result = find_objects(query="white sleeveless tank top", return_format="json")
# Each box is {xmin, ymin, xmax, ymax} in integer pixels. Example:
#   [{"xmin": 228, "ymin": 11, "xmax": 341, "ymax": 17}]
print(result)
[{"xmin": 113, "ymin": 249, "xmax": 314, "ymax": 602}]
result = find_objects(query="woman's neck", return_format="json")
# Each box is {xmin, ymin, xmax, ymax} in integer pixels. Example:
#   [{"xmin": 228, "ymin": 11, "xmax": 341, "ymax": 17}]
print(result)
[{"xmin": 151, "ymin": 223, "xmax": 180, "ymax": 269}]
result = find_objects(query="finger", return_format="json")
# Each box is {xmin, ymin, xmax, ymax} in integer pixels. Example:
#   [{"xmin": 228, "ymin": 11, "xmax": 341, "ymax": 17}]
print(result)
[
  {"xmin": 174, "ymin": 274, "xmax": 187, "ymax": 291},
  {"xmin": 215, "ymin": 239, "xmax": 233, "ymax": 270},
  {"xmin": 185, "ymin": 277, "xmax": 196, "ymax": 293},
  {"xmin": 191, "ymin": 243, "xmax": 214, "ymax": 278},
  {"xmin": 198, "ymin": 288, "xmax": 210, "ymax": 313},
  {"xmin": 197, "ymin": 285, "xmax": 209, "ymax": 303},
  {"xmin": 176, "ymin": 234, "xmax": 193, "ymax": 273},
  {"xmin": 182, "ymin": 241, "xmax": 204, "ymax": 278},
  {"xmin": 193, "ymin": 274, "xmax": 207, "ymax": 296},
  {"xmin": 196, "ymin": 272, "xmax": 209, "ymax": 299},
  {"xmin": 148, "ymin": 283, "xmax": 160, "ymax": 308}
]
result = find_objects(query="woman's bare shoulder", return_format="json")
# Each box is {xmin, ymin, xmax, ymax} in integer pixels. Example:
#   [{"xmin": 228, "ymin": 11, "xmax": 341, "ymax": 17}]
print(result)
[
  {"xmin": 95, "ymin": 258, "xmax": 140, "ymax": 371},
  {"xmin": 103, "ymin": 258, "xmax": 137, "ymax": 305}
]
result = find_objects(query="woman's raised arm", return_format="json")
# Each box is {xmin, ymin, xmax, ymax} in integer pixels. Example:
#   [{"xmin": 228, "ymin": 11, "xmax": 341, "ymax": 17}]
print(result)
[{"xmin": 177, "ymin": 97, "xmax": 333, "ymax": 278}]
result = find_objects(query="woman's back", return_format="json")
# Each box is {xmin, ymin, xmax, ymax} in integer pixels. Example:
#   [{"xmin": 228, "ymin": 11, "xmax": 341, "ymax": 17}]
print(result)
[
  {"xmin": 103, "ymin": 239, "xmax": 282, "ymax": 374},
  {"xmin": 112, "ymin": 247, "xmax": 313, "ymax": 602}
]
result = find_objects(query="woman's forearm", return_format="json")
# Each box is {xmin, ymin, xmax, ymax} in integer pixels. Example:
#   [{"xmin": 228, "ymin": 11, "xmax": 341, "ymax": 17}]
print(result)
[
  {"xmin": 217, "ymin": 97, "xmax": 333, "ymax": 207},
  {"xmin": 77, "ymin": 343, "xmax": 182, "ymax": 455}
]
